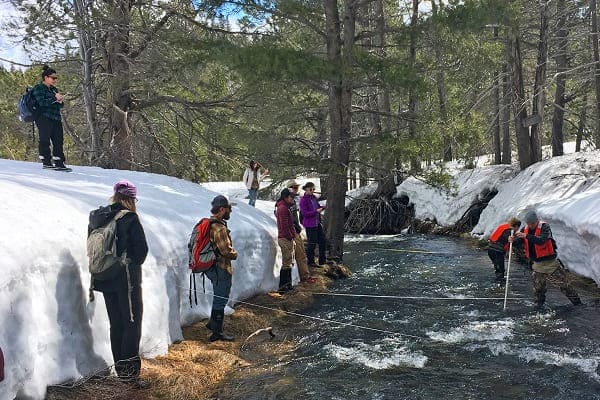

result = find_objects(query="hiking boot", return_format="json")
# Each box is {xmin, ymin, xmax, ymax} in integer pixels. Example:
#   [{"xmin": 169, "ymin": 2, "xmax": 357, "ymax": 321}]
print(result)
[
  {"xmin": 42, "ymin": 159, "xmax": 55, "ymax": 168},
  {"xmin": 209, "ymin": 310, "xmax": 234, "ymax": 342},
  {"xmin": 54, "ymin": 159, "xmax": 68, "ymax": 169},
  {"xmin": 210, "ymin": 331, "xmax": 235, "ymax": 342}
]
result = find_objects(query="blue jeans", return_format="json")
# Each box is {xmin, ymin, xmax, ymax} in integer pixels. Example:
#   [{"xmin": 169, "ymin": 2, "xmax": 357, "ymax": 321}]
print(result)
[
  {"xmin": 204, "ymin": 265, "xmax": 232, "ymax": 311},
  {"xmin": 248, "ymin": 189, "xmax": 258, "ymax": 206}
]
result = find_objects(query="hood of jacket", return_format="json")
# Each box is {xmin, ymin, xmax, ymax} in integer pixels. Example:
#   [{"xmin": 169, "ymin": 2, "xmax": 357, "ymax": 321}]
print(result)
[{"xmin": 88, "ymin": 203, "xmax": 125, "ymax": 230}]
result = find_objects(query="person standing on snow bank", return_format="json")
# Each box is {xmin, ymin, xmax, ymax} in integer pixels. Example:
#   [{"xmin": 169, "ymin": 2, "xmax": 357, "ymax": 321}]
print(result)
[
  {"xmin": 488, "ymin": 217, "xmax": 521, "ymax": 283},
  {"xmin": 242, "ymin": 160, "xmax": 269, "ymax": 207},
  {"xmin": 510, "ymin": 210, "xmax": 582, "ymax": 309},
  {"xmin": 286, "ymin": 180, "xmax": 316, "ymax": 284},
  {"xmin": 88, "ymin": 180, "xmax": 148, "ymax": 383},
  {"xmin": 205, "ymin": 195, "xmax": 238, "ymax": 342},
  {"xmin": 31, "ymin": 65, "xmax": 68, "ymax": 170},
  {"xmin": 299, "ymin": 182, "xmax": 327, "ymax": 267}
]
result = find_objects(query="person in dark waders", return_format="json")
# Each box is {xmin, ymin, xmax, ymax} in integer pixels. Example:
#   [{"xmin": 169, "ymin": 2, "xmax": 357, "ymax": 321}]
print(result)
[
  {"xmin": 31, "ymin": 65, "xmax": 69, "ymax": 170},
  {"xmin": 488, "ymin": 217, "xmax": 521, "ymax": 283},
  {"xmin": 510, "ymin": 210, "xmax": 582, "ymax": 309},
  {"xmin": 205, "ymin": 195, "xmax": 237, "ymax": 341},
  {"xmin": 88, "ymin": 180, "xmax": 148, "ymax": 386}
]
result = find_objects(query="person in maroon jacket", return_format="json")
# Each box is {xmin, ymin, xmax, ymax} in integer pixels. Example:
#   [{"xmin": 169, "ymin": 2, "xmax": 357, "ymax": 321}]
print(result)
[{"xmin": 275, "ymin": 188, "xmax": 297, "ymax": 293}]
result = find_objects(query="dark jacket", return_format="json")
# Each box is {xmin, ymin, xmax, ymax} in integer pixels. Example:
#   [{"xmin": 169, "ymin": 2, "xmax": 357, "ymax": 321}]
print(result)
[
  {"xmin": 276, "ymin": 199, "xmax": 296, "ymax": 240},
  {"xmin": 289, "ymin": 197, "xmax": 302, "ymax": 234},
  {"xmin": 31, "ymin": 83, "xmax": 63, "ymax": 121},
  {"xmin": 88, "ymin": 203, "xmax": 148, "ymax": 292}
]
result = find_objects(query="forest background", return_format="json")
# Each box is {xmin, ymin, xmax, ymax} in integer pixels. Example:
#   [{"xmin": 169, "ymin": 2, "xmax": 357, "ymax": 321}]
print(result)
[{"xmin": 0, "ymin": 0, "xmax": 598, "ymax": 259}]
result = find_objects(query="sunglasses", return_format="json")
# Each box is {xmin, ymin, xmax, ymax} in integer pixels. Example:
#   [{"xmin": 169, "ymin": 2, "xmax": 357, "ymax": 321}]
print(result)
[{"xmin": 48, "ymin": 76, "xmax": 58, "ymax": 80}]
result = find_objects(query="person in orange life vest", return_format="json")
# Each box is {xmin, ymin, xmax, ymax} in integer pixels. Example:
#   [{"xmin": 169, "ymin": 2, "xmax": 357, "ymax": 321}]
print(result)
[
  {"xmin": 488, "ymin": 217, "xmax": 521, "ymax": 283},
  {"xmin": 509, "ymin": 210, "xmax": 582, "ymax": 308}
]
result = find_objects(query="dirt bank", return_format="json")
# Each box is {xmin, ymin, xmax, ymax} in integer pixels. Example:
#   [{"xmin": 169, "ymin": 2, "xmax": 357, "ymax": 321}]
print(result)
[{"xmin": 46, "ymin": 264, "xmax": 350, "ymax": 400}]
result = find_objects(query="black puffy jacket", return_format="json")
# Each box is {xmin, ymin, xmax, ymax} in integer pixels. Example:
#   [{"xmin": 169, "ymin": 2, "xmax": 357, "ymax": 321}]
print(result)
[{"xmin": 88, "ymin": 203, "xmax": 148, "ymax": 292}]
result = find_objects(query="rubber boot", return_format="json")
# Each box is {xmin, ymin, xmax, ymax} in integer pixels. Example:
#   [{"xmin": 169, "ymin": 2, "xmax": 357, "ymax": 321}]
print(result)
[
  {"xmin": 285, "ymin": 268, "xmax": 293, "ymax": 292},
  {"xmin": 209, "ymin": 310, "xmax": 234, "ymax": 342},
  {"xmin": 205, "ymin": 309, "xmax": 216, "ymax": 330},
  {"xmin": 278, "ymin": 268, "xmax": 293, "ymax": 294}
]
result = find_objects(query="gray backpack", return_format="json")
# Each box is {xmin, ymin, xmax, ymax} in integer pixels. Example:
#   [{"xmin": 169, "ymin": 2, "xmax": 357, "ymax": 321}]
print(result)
[
  {"xmin": 87, "ymin": 209, "xmax": 130, "ymax": 281},
  {"xmin": 87, "ymin": 209, "xmax": 137, "ymax": 322}
]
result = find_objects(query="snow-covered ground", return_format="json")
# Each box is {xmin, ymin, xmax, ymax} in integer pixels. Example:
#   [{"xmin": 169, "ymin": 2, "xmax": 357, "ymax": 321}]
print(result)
[{"xmin": 0, "ymin": 159, "xmax": 287, "ymax": 400}]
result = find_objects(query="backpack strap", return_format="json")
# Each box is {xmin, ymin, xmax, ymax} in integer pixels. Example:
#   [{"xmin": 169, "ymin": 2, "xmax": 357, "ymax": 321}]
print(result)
[{"xmin": 114, "ymin": 209, "xmax": 131, "ymax": 221}]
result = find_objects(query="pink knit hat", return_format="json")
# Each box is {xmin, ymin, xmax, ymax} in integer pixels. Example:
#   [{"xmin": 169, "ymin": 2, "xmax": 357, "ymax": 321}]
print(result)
[{"xmin": 113, "ymin": 180, "xmax": 137, "ymax": 199}]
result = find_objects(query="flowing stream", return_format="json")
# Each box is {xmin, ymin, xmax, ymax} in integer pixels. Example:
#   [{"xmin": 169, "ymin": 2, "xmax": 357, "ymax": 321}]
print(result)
[{"xmin": 265, "ymin": 234, "xmax": 600, "ymax": 400}]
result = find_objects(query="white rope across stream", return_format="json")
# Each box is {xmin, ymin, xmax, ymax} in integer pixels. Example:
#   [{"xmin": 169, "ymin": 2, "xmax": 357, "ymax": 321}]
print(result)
[
  {"xmin": 183, "ymin": 287, "xmax": 427, "ymax": 340},
  {"xmin": 182, "ymin": 286, "xmax": 531, "ymax": 342},
  {"xmin": 311, "ymin": 293, "xmax": 527, "ymax": 301}
]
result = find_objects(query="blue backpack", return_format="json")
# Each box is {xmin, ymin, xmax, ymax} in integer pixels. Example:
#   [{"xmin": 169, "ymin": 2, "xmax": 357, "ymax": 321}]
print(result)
[{"xmin": 18, "ymin": 87, "xmax": 40, "ymax": 123}]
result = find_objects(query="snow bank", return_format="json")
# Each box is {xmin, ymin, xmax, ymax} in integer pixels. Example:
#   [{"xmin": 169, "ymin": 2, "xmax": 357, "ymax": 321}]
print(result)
[
  {"xmin": 396, "ymin": 150, "xmax": 600, "ymax": 284},
  {"xmin": 0, "ymin": 159, "xmax": 282, "ymax": 400},
  {"xmin": 396, "ymin": 165, "xmax": 518, "ymax": 226}
]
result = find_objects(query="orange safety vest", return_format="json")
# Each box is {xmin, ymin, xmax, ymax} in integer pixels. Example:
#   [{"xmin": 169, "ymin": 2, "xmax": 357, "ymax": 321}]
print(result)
[
  {"xmin": 489, "ymin": 223, "xmax": 513, "ymax": 251},
  {"xmin": 523, "ymin": 222, "xmax": 555, "ymax": 260}
]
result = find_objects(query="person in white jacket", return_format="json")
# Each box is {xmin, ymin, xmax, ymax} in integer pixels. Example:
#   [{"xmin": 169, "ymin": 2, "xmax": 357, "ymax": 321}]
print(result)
[{"xmin": 242, "ymin": 160, "xmax": 269, "ymax": 206}]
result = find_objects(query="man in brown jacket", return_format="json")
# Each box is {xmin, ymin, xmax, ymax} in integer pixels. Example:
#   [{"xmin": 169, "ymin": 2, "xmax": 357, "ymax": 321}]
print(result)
[{"xmin": 205, "ymin": 195, "xmax": 238, "ymax": 341}]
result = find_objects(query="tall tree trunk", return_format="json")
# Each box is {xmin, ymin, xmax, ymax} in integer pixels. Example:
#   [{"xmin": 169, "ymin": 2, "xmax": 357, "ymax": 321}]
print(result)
[
  {"xmin": 372, "ymin": 0, "xmax": 396, "ymax": 198},
  {"xmin": 576, "ymin": 95, "xmax": 588, "ymax": 152},
  {"xmin": 551, "ymin": 0, "xmax": 568, "ymax": 157},
  {"xmin": 501, "ymin": 36, "xmax": 512, "ymax": 164},
  {"xmin": 530, "ymin": 0, "xmax": 549, "ymax": 162},
  {"xmin": 431, "ymin": 0, "xmax": 451, "ymax": 162},
  {"xmin": 591, "ymin": 0, "xmax": 600, "ymax": 148},
  {"xmin": 324, "ymin": 0, "xmax": 356, "ymax": 261},
  {"xmin": 73, "ymin": 0, "xmax": 100, "ymax": 164},
  {"xmin": 315, "ymin": 109, "xmax": 330, "ymax": 198},
  {"xmin": 492, "ymin": 26, "xmax": 501, "ymax": 164},
  {"xmin": 107, "ymin": 0, "xmax": 133, "ymax": 170},
  {"xmin": 508, "ymin": 27, "xmax": 534, "ymax": 169},
  {"xmin": 408, "ymin": 0, "xmax": 420, "ymax": 172}
]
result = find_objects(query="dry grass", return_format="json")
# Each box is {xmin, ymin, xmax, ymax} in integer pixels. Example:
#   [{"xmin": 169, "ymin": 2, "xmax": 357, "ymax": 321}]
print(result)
[{"xmin": 46, "ymin": 267, "xmax": 337, "ymax": 400}]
